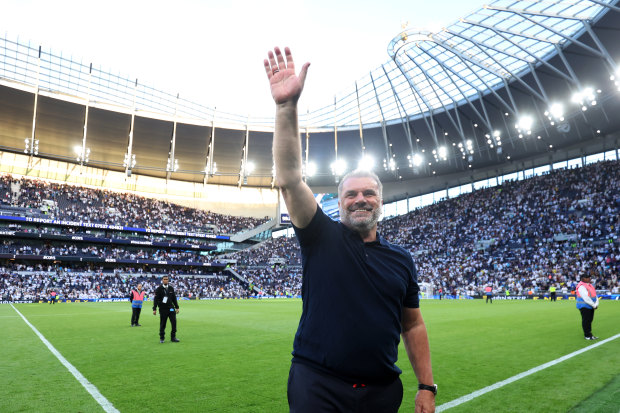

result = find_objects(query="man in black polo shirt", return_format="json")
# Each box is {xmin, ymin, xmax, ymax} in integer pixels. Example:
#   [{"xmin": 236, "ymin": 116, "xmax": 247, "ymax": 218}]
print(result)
[{"xmin": 264, "ymin": 47, "xmax": 436, "ymax": 413}]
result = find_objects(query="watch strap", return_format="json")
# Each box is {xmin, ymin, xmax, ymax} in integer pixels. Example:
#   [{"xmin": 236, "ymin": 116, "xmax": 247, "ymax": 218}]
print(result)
[{"xmin": 418, "ymin": 383, "xmax": 437, "ymax": 395}]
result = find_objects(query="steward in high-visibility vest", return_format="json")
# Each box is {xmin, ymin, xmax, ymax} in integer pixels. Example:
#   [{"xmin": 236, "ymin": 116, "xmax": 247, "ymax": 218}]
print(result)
[
  {"xmin": 130, "ymin": 284, "xmax": 146, "ymax": 327},
  {"xmin": 484, "ymin": 286, "xmax": 493, "ymax": 303},
  {"xmin": 549, "ymin": 285, "xmax": 557, "ymax": 302},
  {"xmin": 576, "ymin": 274, "xmax": 599, "ymax": 340},
  {"xmin": 576, "ymin": 281, "xmax": 596, "ymax": 309}
]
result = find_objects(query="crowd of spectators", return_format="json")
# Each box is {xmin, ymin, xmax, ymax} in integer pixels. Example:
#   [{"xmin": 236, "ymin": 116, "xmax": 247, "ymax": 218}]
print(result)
[
  {"xmin": 0, "ymin": 264, "xmax": 254, "ymax": 302},
  {"xmin": 0, "ymin": 241, "xmax": 212, "ymax": 263},
  {"xmin": 379, "ymin": 160, "xmax": 620, "ymax": 297},
  {"xmin": 1, "ymin": 160, "xmax": 619, "ymax": 302},
  {"xmin": 231, "ymin": 236, "xmax": 302, "ymax": 266},
  {"xmin": 238, "ymin": 266, "xmax": 302, "ymax": 297},
  {"xmin": 0, "ymin": 173, "xmax": 269, "ymax": 235}
]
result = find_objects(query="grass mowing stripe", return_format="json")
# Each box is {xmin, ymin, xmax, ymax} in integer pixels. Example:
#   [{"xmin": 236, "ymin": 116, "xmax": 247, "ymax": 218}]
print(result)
[
  {"xmin": 436, "ymin": 332, "xmax": 620, "ymax": 412},
  {"xmin": 10, "ymin": 304, "xmax": 120, "ymax": 413}
]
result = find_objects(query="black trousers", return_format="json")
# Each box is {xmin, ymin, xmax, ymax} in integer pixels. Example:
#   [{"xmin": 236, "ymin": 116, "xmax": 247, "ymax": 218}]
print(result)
[
  {"xmin": 287, "ymin": 362, "xmax": 403, "ymax": 413},
  {"xmin": 579, "ymin": 307, "xmax": 595, "ymax": 337},
  {"xmin": 159, "ymin": 309, "xmax": 177, "ymax": 340},
  {"xmin": 486, "ymin": 294, "xmax": 493, "ymax": 303},
  {"xmin": 131, "ymin": 307, "xmax": 142, "ymax": 325},
  {"xmin": 550, "ymin": 292, "xmax": 557, "ymax": 301}
]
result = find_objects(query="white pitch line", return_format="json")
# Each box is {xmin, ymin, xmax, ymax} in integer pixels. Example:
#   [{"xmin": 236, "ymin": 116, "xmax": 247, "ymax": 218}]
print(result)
[
  {"xmin": 10, "ymin": 304, "xmax": 119, "ymax": 413},
  {"xmin": 437, "ymin": 333, "xmax": 620, "ymax": 412}
]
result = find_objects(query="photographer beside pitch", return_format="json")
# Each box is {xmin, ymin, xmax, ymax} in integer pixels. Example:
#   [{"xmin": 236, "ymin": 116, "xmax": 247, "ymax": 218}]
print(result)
[{"xmin": 264, "ymin": 47, "xmax": 435, "ymax": 413}]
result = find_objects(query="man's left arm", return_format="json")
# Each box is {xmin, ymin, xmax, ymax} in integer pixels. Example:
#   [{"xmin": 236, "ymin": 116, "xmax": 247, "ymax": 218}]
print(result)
[
  {"xmin": 402, "ymin": 307, "xmax": 435, "ymax": 413},
  {"xmin": 172, "ymin": 287, "xmax": 180, "ymax": 313},
  {"xmin": 152, "ymin": 288, "xmax": 160, "ymax": 314}
]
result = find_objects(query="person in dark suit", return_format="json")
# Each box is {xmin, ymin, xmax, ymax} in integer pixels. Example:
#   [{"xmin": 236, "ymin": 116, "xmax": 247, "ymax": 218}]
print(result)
[{"xmin": 152, "ymin": 275, "xmax": 180, "ymax": 343}]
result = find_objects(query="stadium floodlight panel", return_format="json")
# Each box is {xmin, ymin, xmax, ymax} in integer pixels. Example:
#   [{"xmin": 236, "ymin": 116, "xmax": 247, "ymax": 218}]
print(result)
[
  {"xmin": 358, "ymin": 155, "xmax": 375, "ymax": 171},
  {"xmin": 386, "ymin": 158, "xmax": 396, "ymax": 171},
  {"xmin": 516, "ymin": 115, "xmax": 533, "ymax": 134},
  {"xmin": 245, "ymin": 161, "xmax": 255, "ymax": 175},
  {"xmin": 547, "ymin": 103, "xmax": 564, "ymax": 121},
  {"xmin": 571, "ymin": 88, "xmax": 596, "ymax": 105},
  {"xmin": 331, "ymin": 159, "xmax": 347, "ymax": 176},
  {"xmin": 438, "ymin": 146, "xmax": 448, "ymax": 159},
  {"xmin": 305, "ymin": 161, "xmax": 317, "ymax": 177},
  {"xmin": 411, "ymin": 153, "xmax": 423, "ymax": 167}
]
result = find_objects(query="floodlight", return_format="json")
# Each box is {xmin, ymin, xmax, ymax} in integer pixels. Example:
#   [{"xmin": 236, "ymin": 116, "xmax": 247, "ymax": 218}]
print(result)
[
  {"xmin": 306, "ymin": 162, "xmax": 316, "ymax": 176},
  {"xmin": 245, "ymin": 161, "xmax": 255, "ymax": 175},
  {"xmin": 516, "ymin": 115, "xmax": 533, "ymax": 133},
  {"xmin": 387, "ymin": 158, "xmax": 396, "ymax": 171},
  {"xmin": 412, "ymin": 153, "xmax": 423, "ymax": 167},
  {"xmin": 438, "ymin": 146, "xmax": 447, "ymax": 160},
  {"xmin": 571, "ymin": 87, "xmax": 596, "ymax": 106},
  {"xmin": 547, "ymin": 103, "xmax": 564, "ymax": 121},
  {"xmin": 331, "ymin": 159, "xmax": 347, "ymax": 176},
  {"xmin": 358, "ymin": 155, "xmax": 375, "ymax": 171}
]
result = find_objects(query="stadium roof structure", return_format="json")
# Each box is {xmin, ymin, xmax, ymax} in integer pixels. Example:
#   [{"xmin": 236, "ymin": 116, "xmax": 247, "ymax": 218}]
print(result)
[{"xmin": 0, "ymin": 0, "xmax": 619, "ymax": 201}]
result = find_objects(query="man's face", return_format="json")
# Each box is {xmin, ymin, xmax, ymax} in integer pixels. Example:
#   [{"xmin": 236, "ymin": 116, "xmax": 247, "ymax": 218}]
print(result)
[
  {"xmin": 338, "ymin": 176, "xmax": 382, "ymax": 234},
  {"xmin": 137, "ymin": 284, "xmax": 142, "ymax": 290},
  {"xmin": 162, "ymin": 277, "xmax": 169, "ymax": 286}
]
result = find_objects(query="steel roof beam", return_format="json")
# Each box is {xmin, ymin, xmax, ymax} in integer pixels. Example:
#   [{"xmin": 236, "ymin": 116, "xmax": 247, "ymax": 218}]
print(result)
[
  {"xmin": 354, "ymin": 81, "xmax": 366, "ymax": 155},
  {"xmin": 460, "ymin": 18, "xmax": 576, "ymax": 85},
  {"xmin": 460, "ymin": 17, "xmax": 558, "ymax": 44},
  {"xmin": 443, "ymin": 29, "xmax": 546, "ymax": 102},
  {"xmin": 380, "ymin": 65, "xmax": 415, "ymax": 154},
  {"xmin": 486, "ymin": 6, "xmax": 607, "ymax": 59},
  {"xmin": 417, "ymin": 44, "xmax": 494, "ymax": 131},
  {"xmin": 483, "ymin": 4, "xmax": 591, "ymax": 21},
  {"xmin": 582, "ymin": 20, "xmax": 619, "ymax": 73},
  {"xmin": 431, "ymin": 35, "xmax": 518, "ymax": 116},
  {"xmin": 403, "ymin": 49, "xmax": 468, "ymax": 143},
  {"xmin": 369, "ymin": 71, "xmax": 394, "ymax": 167},
  {"xmin": 587, "ymin": 0, "xmax": 620, "ymax": 13},
  {"xmin": 434, "ymin": 32, "xmax": 506, "ymax": 78},
  {"xmin": 391, "ymin": 56, "xmax": 440, "ymax": 146},
  {"xmin": 203, "ymin": 111, "xmax": 216, "ymax": 185}
]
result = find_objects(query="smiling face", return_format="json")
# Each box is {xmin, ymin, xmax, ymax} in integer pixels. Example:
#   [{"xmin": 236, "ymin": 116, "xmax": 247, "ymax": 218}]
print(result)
[{"xmin": 338, "ymin": 175, "xmax": 383, "ymax": 235}]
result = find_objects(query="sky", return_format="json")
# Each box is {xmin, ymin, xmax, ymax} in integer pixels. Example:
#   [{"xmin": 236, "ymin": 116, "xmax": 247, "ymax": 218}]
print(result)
[{"xmin": 1, "ymin": 0, "xmax": 483, "ymax": 119}]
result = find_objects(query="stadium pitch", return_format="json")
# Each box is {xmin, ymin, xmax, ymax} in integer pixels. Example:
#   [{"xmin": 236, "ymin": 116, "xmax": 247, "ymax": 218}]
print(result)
[{"xmin": 4, "ymin": 299, "xmax": 619, "ymax": 412}]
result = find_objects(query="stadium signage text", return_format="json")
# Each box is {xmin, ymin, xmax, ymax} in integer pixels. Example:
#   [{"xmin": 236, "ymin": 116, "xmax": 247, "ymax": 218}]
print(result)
[{"xmin": 0, "ymin": 215, "xmax": 230, "ymax": 240}]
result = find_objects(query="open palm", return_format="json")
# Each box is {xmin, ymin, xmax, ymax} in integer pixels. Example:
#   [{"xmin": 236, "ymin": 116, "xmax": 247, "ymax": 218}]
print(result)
[{"xmin": 264, "ymin": 47, "xmax": 310, "ymax": 104}]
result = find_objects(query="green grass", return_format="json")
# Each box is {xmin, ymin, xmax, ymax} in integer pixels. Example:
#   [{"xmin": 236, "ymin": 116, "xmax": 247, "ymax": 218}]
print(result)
[{"xmin": 3, "ymin": 299, "xmax": 619, "ymax": 412}]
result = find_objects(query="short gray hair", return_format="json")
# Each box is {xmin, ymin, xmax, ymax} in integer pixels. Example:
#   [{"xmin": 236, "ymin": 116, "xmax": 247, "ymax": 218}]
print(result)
[{"xmin": 337, "ymin": 169, "xmax": 383, "ymax": 198}]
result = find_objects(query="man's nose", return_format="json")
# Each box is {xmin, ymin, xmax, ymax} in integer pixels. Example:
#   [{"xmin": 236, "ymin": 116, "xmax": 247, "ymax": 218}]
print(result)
[{"xmin": 352, "ymin": 193, "xmax": 367, "ymax": 204}]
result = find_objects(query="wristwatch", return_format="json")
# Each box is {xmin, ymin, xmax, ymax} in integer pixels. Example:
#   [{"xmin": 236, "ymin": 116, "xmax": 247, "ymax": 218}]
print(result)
[{"xmin": 418, "ymin": 383, "xmax": 438, "ymax": 395}]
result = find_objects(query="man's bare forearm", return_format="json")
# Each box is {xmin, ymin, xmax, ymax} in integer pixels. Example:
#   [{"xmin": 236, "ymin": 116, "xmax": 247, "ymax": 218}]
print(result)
[
  {"xmin": 402, "ymin": 322, "xmax": 434, "ymax": 385},
  {"xmin": 273, "ymin": 101, "xmax": 303, "ymax": 190}
]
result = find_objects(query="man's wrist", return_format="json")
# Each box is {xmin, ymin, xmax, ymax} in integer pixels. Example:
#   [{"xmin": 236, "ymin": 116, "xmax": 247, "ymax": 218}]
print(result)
[{"xmin": 418, "ymin": 383, "xmax": 437, "ymax": 395}]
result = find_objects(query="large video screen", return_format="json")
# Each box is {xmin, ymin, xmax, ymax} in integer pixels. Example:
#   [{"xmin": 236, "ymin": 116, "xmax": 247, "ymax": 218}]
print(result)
[{"xmin": 279, "ymin": 193, "xmax": 340, "ymax": 225}]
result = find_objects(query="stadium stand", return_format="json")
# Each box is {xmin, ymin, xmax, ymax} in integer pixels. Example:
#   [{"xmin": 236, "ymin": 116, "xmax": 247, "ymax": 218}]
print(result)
[
  {"xmin": 1, "ymin": 159, "xmax": 618, "ymax": 302},
  {"xmin": 1, "ymin": 174, "xmax": 269, "ymax": 235}
]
